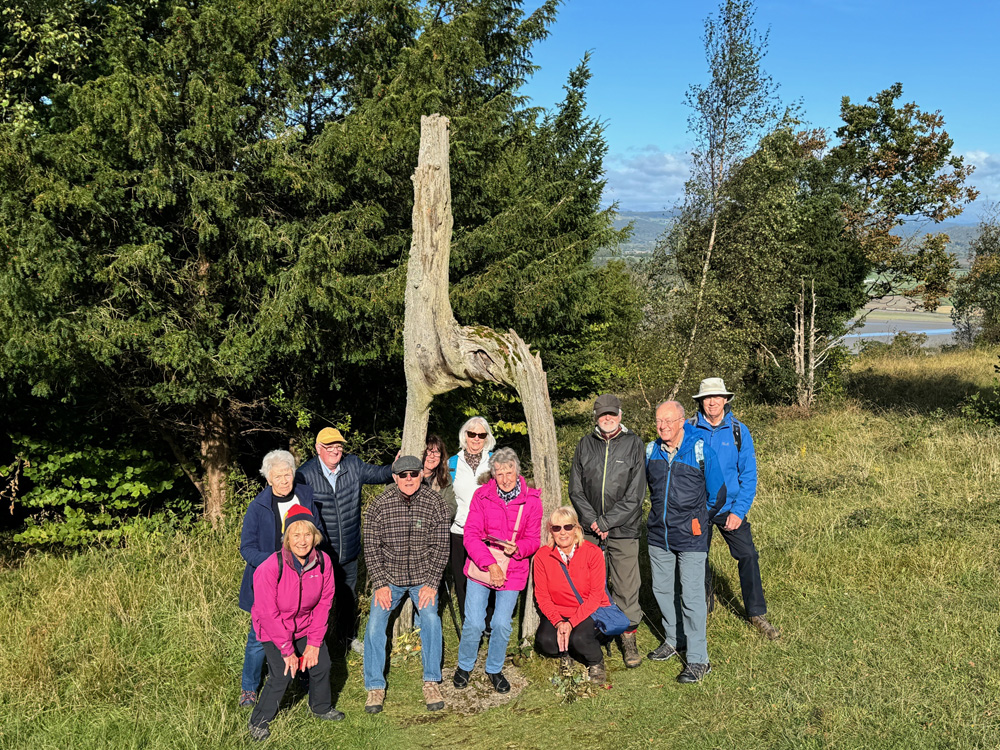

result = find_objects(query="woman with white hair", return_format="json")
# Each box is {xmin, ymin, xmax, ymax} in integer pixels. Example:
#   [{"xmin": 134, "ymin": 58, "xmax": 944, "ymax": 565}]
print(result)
[
  {"xmin": 446, "ymin": 416, "xmax": 496, "ymax": 621},
  {"xmin": 238, "ymin": 450, "xmax": 326, "ymax": 708},
  {"xmin": 248, "ymin": 504, "xmax": 343, "ymax": 740}
]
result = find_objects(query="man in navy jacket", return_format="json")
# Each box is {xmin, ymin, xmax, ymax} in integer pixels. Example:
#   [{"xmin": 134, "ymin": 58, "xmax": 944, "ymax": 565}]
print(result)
[
  {"xmin": 691, "ymin": 377, "xmax": 779, "ymax": 640},
  {"xmin": 296, "ymin": 427, "xmax": 393, "ymax": 651},
  {"xmin": 645, "ymin": 401, "xmax": 727, "ymax": 683}
]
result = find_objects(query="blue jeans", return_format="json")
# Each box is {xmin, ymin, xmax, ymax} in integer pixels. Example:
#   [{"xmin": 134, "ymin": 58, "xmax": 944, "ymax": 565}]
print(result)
[
  {"xmin": 456, "ymin": 580, "xmax": 520, "ymax": 674},
  {"xmin": 241, "ymin": 623, "xmax": 265, "ymax": 692},
  {"xmin": 649, "ymin": 545, "xmax": 709, "ymax": 665},
  {"xmin": 363, "ymin": 585, "xmax": 443, "ymax": 689}
]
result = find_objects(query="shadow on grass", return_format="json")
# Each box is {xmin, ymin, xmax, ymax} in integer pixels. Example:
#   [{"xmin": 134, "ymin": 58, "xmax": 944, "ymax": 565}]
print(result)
[{"xmin": 845, "ymin": 368, "xmax": 992, "ymax": 414}]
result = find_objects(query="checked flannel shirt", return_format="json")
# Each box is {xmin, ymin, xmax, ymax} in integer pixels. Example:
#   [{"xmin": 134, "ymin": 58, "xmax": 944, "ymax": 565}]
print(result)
[{"xmin": 363, "ymin": 484, "xmax": 450, "ymax": 590}]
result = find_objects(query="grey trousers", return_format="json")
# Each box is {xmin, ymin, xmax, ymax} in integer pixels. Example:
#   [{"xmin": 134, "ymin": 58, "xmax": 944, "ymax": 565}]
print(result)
[
  {"xmin": 648, "ymin": 545, "xmax": 709, "ymax": 665},
  {"xmin": 584, "ymin": 532, "xmax": 642, "ymax": 630}
]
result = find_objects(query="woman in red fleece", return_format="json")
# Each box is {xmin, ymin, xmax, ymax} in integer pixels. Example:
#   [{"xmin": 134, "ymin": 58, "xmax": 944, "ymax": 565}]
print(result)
[
  {"xmin": 248, "ymin": 505, "xmax": 342, "ymax": 741},
  {"xmin": 532, "ymin": 506, "xmax": 610, "ymax": 683}
]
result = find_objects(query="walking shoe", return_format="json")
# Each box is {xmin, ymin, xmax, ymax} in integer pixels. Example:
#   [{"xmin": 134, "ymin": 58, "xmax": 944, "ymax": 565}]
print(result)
[
  {"xmin": 349, "ymin": 637, "xmax": 365, "ymax": 655},
  {"xmin": 365, "ymin": 689, "xmax": 385, "ymax": 714},
  {"xmin": 314, "ymin": 708, "xmax": 345, "ymax": 721},
  {"xmin": 676, "ymin": 662, "xmax": 711, "ymax": 683},
  {"xmin": 587, "ymin": 660, "xmax": 607, "ymax": 684},
  {"xmin": 423, "ymin": 681, "xmax": 445, "ymax": 711},
  {"xmin": 559, "ymin": 653, "xmax": 574, "ymax": 677},
  {"xmin": 619, "ymin": 631, "xmax": 642, "ymax": 668},
  {"xmin": 750, "ymin": 615, "xmax": 781, "ymax": 641},
  {"xmin": 248, "ymin": 721, "xmax": 270, "ymax": 742},
  {"xmin": 486, "ymin": 671, "xmax": 510, "ymax": 693},
  {"xmin": 453, "ymin": 667, "xmax": 471, "ymax": 689},
  {"xmin": 646, "ymin": 642, "xmax": 678, "ymax": 662},
  {"xmin": 239, "ymin": 690, "xmax": 257, "ymax": 708}
]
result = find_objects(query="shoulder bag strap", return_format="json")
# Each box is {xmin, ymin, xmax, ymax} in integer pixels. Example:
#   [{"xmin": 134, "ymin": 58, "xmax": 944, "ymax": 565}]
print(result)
[
  {"xmin": 509, "ymin": 504, "xmax": 524, "ymax": 542},
  {"xmin": 557, "ymin": 559, "xmax": 584, "ymax": 605}
]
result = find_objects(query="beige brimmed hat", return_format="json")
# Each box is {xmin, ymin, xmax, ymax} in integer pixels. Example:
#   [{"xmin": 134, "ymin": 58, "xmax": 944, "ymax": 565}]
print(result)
[{"xmin": 692, "ymin": 377, "xmax": 735, "ymax": 401}]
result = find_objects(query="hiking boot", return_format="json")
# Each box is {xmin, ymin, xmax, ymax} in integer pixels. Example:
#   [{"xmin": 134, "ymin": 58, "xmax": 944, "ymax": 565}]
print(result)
[
  {"xmin": 676, "ymin": 662, "xmax": 712, "ymax": 684},
  {"xmin": 646, "ymin": 642, "xmax": 678, "ymax": 662},
  {"xmin": 486, "ymin": 671, "xmax": 510, "ymax": 693},
  {"xmin": 750, "ymin": 615, "xmax": 781, "ymax": 641},
  {"xmin": 559, "ymin": 653, "xmax": 574, "ymax": 677},
  {"xmin": 619, "ymin": 631, "xmax": 642, "ymax": 668},
  {"xmin": 365, "ymin": 689, "xmax": 385, "ymax": 714},
  {"xmin": 239, "ymin": 690, "xmax": 257, "ymax": 708},
  {"xmin": 423, "ymin": 681, "xmax": 445, "ymax": 711},
  {"xmin": 314, "ymin": 708, "xmax": 345, "ymax": 721},
  {"xmin": 248, "ymin": 721, "xmax": 270, "ymax": 742},
  {"xmin": 587, "ymin": 660, "xmax": 607, "ymax": 684},
  {"xmin": 453, "ymin": 667, "xmax": 471, "ymax": 689}
]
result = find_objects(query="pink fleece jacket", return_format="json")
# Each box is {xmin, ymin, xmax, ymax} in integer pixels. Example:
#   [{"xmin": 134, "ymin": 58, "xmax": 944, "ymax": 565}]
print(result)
[
  {"xmin": 251, "ymin": 547, "xmax": 334, "ymax": 656},
  {"xmin": 463, "ymin": 477, "xmax": 542, "ymax": 591}
]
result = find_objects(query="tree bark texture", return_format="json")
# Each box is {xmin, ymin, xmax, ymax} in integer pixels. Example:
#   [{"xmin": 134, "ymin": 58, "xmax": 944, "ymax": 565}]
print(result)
[
  {"xmin": 199, "ymin": 404, "xmax": 229, "ymax": 527},
  {"xmin": 401, "ymin": 114, "xmax": 562, "ymax": 640}
]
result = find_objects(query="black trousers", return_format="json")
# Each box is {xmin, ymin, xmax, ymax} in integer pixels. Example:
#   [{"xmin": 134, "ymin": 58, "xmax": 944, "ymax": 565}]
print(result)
[
  {"xmin": 706, "ymin": 514, "xmax": 767, "ymax": 617},
  {"xmin": 535, "ymin": 616, "xmax": 603, "ymax": 667},
  {"xmin": 250, "ymin": 637, "xmax": 333, "ymax": 729},
  {"xmin": 327, "ymin": 557, "xmax": 359, "ymax": 645},
  {"xmin": 450, "ymin": 532, "xmax": 494, "ymax": 625}
]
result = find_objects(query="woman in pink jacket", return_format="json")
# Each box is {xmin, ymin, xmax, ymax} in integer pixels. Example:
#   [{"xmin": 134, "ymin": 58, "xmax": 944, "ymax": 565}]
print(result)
[
  {"xmin": 248, "ymin": 505, "xmax": 342, "ymax": 741},
  {"xmin": 452, "ymin": 448, "xmax": 543, "ymax": 693}
]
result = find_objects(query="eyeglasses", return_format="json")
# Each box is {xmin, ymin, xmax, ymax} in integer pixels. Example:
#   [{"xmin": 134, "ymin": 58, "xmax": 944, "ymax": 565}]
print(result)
[
  {"xmin": 655, "ymin": 418, "xmax": 684, "ymax": 426},
  {"xmin": 550, "ymin": 524, "xmax": 576, "ymax": 532},
  {"xmin": 425, "ymin": 448, "xmax": 441, "ymax": 455},
  {"xmin": 396, "ymin": 470, "xmax": 421, "ymax": 479},
  {"xmin": 320, "ymin": 443, "xmax": 344, "ymax": 451},
  {"xmin": 466, "ymin": 431, "xmax": 488, "ymax": 440}
]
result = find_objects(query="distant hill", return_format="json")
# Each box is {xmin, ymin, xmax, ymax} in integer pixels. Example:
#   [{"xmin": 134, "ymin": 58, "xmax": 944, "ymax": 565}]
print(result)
[{"xmin": 603, "ymin": 210, "xmax": 981, "ymax": 268}]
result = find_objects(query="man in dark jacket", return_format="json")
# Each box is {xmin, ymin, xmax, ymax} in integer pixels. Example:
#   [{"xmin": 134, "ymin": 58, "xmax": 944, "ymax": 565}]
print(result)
[
  {"xmin": 692, "ymin": 377, "xmax": 779, "ymax": 640},
  {"xmin": 645, "ymin": 401, "xmax": 727, "ymax": 684},
  {"xmin": 569, "ymin": 393, "xmax": 646, "ymax": 668},
  {"xmin": 362, "ymin": 456, "xmax": 451, "ymax": 714},
  {"xmin": 296, "ymin": 427, "xmax": 393, "ymax": 652}
]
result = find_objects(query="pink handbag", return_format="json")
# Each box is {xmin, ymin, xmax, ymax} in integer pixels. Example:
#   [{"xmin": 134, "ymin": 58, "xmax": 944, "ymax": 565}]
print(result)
[{"xmin": 466, "ymin": 505, "xmax": 523, "ymax": 588}]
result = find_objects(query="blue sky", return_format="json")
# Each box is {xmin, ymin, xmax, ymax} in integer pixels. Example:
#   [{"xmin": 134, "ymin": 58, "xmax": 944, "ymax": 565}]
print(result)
[{"xmin": 520, "ymin": 0, "xmax": 1000, "ymax": 218}]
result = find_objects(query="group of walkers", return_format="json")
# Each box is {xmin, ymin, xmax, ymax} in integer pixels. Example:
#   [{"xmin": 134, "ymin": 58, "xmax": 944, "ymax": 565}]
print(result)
[{"xmin": 237, "ymin": 378, "xmax": 778, "ymax": 740}]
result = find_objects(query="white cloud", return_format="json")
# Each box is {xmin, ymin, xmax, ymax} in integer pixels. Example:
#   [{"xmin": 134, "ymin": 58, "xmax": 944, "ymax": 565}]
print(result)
[
  {"xmin": 603, "ymin": 146, "xmax": 691, "ymax": 211},
  {"xmin": 964, "ymin": 150, "xmax": 1000, "ymax": 206}
]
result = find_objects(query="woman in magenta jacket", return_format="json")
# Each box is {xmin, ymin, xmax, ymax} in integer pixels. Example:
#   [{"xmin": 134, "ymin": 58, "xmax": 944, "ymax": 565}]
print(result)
[
  {"xmin": 452, "ymin": 447, "xmax": 542, "ymax": 693},
  {"xmin": 248, "ymin": 505, "xmax": 343, "ymax": 741},
  {"xmin": 533, "ymin": 505, "xmax": 611, "ymax": 683}
]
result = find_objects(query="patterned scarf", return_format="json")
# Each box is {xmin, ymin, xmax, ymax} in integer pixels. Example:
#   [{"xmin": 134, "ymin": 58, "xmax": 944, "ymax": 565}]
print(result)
[
  {"xmin": 465, "ymin": 451, "xmax": 482, "ymax": 473},
  {"xmin": 497, "ymin": 482, "xmax": 521, "ymax": 505}
]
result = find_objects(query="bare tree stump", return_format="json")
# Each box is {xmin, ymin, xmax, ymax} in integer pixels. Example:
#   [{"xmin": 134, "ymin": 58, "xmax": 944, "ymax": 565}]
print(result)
[{"xmin": 397, "ymin": 114, "xmax": 562, "ymax": 640}]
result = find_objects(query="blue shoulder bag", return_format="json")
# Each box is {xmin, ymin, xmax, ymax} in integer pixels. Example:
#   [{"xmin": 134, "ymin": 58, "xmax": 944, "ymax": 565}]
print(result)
[{"xmin": 556, "ymin": 559, "xmax": 630, "ymax": 637}]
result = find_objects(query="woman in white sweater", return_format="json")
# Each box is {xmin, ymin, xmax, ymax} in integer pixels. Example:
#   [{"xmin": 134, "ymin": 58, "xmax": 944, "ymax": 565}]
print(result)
[{"xmin": 446, "ymin": 416, "xmax": 496, "ymax": 621}]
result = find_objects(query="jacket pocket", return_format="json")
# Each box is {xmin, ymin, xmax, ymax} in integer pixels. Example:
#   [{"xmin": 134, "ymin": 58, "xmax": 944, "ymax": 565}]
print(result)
[{"xmin": 692, "ymin": 518, "xmax": 701, "ymax": 536}]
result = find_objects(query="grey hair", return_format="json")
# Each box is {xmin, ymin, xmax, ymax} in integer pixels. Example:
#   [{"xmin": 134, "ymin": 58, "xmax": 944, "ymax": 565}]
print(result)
[
  {"xmin": 488, "ymin": 446, "xmax": 520, "ymax": 478},
  {"xmin": 457, "ymin": 416, "xmax": 497, "ymax": 453},
  {"xmin": 260, "ymin": 449, "xmax": 297, "ymax": 481}
]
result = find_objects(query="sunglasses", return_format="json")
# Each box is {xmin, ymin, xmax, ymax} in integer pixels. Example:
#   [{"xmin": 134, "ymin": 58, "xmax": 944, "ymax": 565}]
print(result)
[
  {"xmin": 466, "ymin": 431, "xmax": 488, "ymax": 439},
  {"xmin": 550, "ymin": 524, "xmax": 576, "ymax": 532},
  {"xmin": 396, "ymin": 470, "xmax": 421, "ymax": 479}
]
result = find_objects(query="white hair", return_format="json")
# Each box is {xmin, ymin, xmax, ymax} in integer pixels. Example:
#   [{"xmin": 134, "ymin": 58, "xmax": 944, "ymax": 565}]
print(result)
[
  {"xmin": 488, "ymin": 447, "xmax": 521, "ymax": 477},
  {"xmin": 457, "ymin": 416, "xmax": 497, "ymax": 453},
  {"xmin": 260, "ymin": 449, "xmax": 297, "ymax": 481}
]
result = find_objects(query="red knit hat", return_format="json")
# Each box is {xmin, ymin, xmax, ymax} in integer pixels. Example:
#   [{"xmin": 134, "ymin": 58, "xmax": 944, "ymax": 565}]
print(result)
[{"xmin": 282, "ymin": 504, "xmax": 314, "ymax": 533}]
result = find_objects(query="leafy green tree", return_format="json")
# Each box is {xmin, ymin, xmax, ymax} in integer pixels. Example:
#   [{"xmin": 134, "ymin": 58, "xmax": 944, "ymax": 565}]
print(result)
[
  {"xmin": 0, "ymin": 0, "xmax": 627, "ymax": 525},
  {"xmin": 952, "ymin": 203, "xmax": 1000, "ymax": 344},
  {"xmin": 829, "ymin": 82, "xmax": 978, "ymax": 308}
]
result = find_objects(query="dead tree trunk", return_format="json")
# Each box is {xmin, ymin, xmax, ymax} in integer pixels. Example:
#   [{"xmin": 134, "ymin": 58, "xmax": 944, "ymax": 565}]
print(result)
[{"xmin": 400, "ymin": 114, "xmax": 561, "ymax": 640}]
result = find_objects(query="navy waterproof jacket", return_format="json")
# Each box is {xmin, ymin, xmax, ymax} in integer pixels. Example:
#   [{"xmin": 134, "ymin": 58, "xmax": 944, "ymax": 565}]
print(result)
[
  {"xmin": 296, "ymin": 454, "xmax": 392, "ymax": 565},
  {"xmin": 645, "ymin": 423, "xmax": 728, "ymax": 553},
  {"xmin": 238, "ymin": 483, "xmax": 323, "ymax": 612}
]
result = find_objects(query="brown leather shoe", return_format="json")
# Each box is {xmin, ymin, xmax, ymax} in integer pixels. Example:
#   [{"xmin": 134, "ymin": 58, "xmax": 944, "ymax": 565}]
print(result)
[
  {"xmin": 750, "ymin": 615, "xmax": 781, "ymax": 641},
  {"xmin": 423, "ymin": 681, "xmax": 445, "ymax": 711},
  {"xmin": 364, "ymin": 689, "xmax": 385, "ymax": 714},
  {"xmin": 619, "ymin": 631, "xmax": 642, "ymax": 668}
]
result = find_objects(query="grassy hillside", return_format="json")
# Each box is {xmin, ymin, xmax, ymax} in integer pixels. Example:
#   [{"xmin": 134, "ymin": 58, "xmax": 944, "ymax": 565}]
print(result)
[{"xmin": 3, "ymin": 350, "xmax": 1000, "ymax": 749}]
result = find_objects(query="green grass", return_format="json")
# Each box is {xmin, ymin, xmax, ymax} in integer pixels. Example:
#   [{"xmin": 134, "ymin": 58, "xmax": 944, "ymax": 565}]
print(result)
[{"xmin": 3, "ymin": 351, "xmax": 1000, "ymax": 748}]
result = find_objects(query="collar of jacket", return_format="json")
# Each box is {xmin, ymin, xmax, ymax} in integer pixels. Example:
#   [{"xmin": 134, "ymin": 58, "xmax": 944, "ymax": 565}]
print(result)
[
  {"xmin": 280, "ymin": 545, "xmax": 320, "ymax": 572},
  {"xmin": 694, "ymin": 410, "xmax": 732, "ymax": 431},
  {"xmin": 592, "ymin": 423, "xmax": 630, "ymax": 440}
]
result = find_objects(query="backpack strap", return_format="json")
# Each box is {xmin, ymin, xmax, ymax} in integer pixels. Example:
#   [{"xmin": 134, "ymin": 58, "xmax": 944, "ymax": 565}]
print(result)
[
  {"xmin": 275, "ymin": 551, "xmax": 284, "ymax": 585},
  {"xmin": 694, "ymin": 438, "xmax": 705, "ymax": 473},
  {"xmin": 645, "ymin": 441, "xmax": 655, "ymax": 464},
  {"xmin": 732, "ymin": 419, "xmax": 742, "ymax": 453},
  {"xmin": 447, "ymin": 454, "xmax": 458, "ymax": 483}
]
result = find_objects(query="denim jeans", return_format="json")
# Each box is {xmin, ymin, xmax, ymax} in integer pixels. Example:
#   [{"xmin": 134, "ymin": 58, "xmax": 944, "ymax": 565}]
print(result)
[
  {"xmin": 648, "ymin": 545, "xmax": 709, "ymax": 665},
  {"xmin": 363, "ymin": 584, "xmax": 443, "ymax": 689},
  {"xmin": 241, "ymin": 623, "xmax": 265, "ymax": 692},
  {"xmin": 456, "ymin": 580, "xmax": 520, "ymax": 674}
]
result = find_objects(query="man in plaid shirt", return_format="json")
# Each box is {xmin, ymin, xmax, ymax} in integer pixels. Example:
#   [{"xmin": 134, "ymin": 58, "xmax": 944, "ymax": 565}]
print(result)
[{"xmin": 362, "ymin": 455, "xmax": 451, "ymax": 714}]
